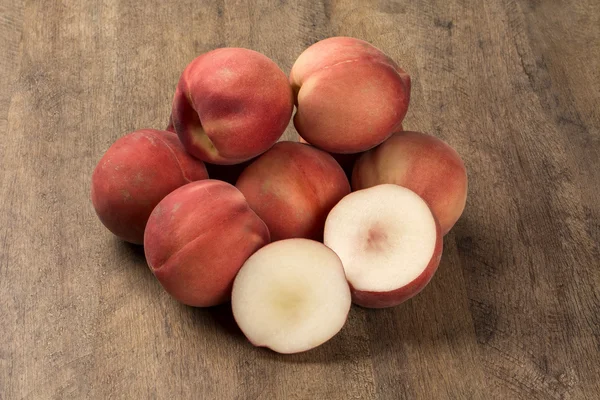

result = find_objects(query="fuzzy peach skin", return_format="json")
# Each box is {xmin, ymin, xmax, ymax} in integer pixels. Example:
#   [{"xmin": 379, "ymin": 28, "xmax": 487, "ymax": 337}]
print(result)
[
  {"xmin": 171, "ymin": 48, "xmax": 294, "ymax": 165},
  {"xmin": 90, "ymin": 129, "xmax": 208, "ymax": 244},
  {"xmin": 352, "ymin": 131, "xmax": 468, "ymax": 235},
  {"xmin": 290, "ymin": 37, "xmax": 410, "ymax": 154},
  {"xmin": 235, "ymin": 141, "xmax": 350, "ymax": 241},
  {"xmin": 143, "ymin": 180, "xmax": 270, "ymax": 307}
]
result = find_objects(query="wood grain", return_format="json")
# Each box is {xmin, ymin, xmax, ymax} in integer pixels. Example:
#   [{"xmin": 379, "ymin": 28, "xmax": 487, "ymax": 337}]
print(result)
[{"xmin": 1, "ymin": 0, "xmax": 598, "ymax": 399}]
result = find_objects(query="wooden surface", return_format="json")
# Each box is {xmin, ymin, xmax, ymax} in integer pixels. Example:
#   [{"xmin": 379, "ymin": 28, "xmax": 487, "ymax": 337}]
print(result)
[{"xmin": 1, "ymin": 0, "xmax": 599, "ymax": 398}]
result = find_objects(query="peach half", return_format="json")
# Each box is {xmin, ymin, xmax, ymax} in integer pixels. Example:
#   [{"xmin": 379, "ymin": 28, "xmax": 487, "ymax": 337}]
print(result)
[{"xmin": 324, "ymin": 184, "xmax": 443, "ymax": 308}]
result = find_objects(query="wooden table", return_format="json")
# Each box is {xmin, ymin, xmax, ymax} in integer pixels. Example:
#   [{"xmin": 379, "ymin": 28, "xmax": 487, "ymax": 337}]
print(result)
[{"xmin": 1, "ymin": 1, "xmax": 598, "ymax": 398}]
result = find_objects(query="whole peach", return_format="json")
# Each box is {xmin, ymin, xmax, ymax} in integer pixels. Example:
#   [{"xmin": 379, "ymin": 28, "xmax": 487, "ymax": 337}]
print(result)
[
  {"xmin": 290, "ymin": 37, "xmax": 410, "ymax": 154},
  {"xmin": 236, "ymin": 141, "xmax": 350, "ymax": 241},
  {"xmin": 144, "ymin": 180, "xmax": 270, "ymax": 307},
  {"xmin": 171, "ymin": 48, "xmax": 293, "ymax": 165},
  {"xmin": 90, "ymin": 129, "xmax": 208, "ymax": 244}
]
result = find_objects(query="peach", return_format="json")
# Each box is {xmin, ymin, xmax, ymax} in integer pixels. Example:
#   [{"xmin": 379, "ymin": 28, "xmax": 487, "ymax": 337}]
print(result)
[
  {"xmin": 324, "ymin": 184, "xmax": 443, "ymax": 308},
  {"xmin": 90, "ymin": 129, "xmax": 208, "ymax": 244},
  {"xmin": 231, "ymin": 239, "xmax": 351, "ymax": 353},
  {"xmin": 143, "ymin": 180, "xmax": 270, "ymax": 307},
  {"xmin": 235, "ymin": 141, "xmax": 350, "ymax": 241},
  {"xmin": 290, "ymin": 37, "xmax": 410, "ymax": 154},
  {"xmin": 171, "ymin": 48, "xmax": 293, "ymax": 165},
  {"xmin": 352, "ymin": 131, "xmax": 468, "ymax": 235}
]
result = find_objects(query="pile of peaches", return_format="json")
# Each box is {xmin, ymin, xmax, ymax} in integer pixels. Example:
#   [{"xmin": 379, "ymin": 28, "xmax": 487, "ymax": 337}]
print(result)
[{"xmin": 91, "ymin": 37, "xmax": 467, "ymax": 354}]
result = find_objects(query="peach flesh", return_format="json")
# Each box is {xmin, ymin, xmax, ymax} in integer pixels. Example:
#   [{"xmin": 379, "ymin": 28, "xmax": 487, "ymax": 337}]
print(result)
[{"xmin": 231, "ymin": 239, "xmax": 351, "ymax": 353}]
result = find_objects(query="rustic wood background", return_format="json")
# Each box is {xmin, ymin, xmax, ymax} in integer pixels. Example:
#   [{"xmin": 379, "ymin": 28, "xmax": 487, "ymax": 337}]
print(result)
[{"xmin": 1, "ymin": 0, "xmax": 598, "ymax": 399}]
